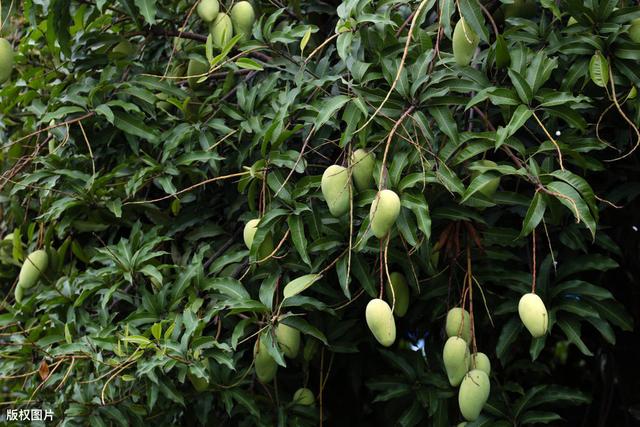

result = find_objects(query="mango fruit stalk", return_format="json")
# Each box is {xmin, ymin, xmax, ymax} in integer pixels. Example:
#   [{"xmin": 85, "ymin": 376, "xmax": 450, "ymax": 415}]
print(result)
[
  {"xmin": 321, "ymin": 165, "xmax": 350, "ymax": 217},
  {"xmin": 369, "ymin": 189, "xmax": 401, "ymax": 238},
  {"xmin": 443, "ymin": 336, "xmax": 470, "ymax": 386},
  {"xmin": 365, "ymin": 298, "xmax": 396, "ymax": 347},
  {"xmin": 458, "ymin": 369, "xmax": 491, "ymax": 421},
  {"xmin": 518, "ymin": 293, "xmax": 548, "ymax": 338}
]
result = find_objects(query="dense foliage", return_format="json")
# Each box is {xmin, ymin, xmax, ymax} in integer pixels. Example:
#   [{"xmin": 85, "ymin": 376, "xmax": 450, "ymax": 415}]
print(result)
[{"xmin": 1, "ymin": 0, "xmax": 639, "ymax": 425}]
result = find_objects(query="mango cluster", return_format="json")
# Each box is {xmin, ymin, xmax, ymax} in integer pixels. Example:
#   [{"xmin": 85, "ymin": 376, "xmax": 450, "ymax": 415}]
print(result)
[
  {"xmin": 197, "ymin": 0, "xmax": 256, "ymax": 49},
  {"xmin": 443, "ymin": 308, "xmax": 491, "ymax": 422}
]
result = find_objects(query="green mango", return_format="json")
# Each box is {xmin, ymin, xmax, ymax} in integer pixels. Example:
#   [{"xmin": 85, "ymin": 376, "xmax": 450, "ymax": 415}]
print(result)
[
  {"xmin": 503, "ymin": 0, "xmax": 536, "ymax": 19},
  {"xmin": 243, "ymin": 218, "xmax": 275, "ymax": 260},
  {"xmin": 187, "ymin": 362, "xmax": 210, "ymax": 391},
  {"xmin": 254, "ymin": 339, "xmax": 277, "ymax": 383},
  {"xmin": 187, "ymin": 58, "xmax": 209, "ymax": 88},
  {"xmin": 458, "ymin": 370, "xmax": 490, "ymax": 421},
  {"xmin": 14, "ymin": 285, "xmax": 23, "ymax": 304},
  {"xmin": 230, "ymin": 1, "xmax": 256, "ymax": 42},
  {"xmin": 293, "ymin": 388, "xmax": 315, "ymax": 406},
  {"xmin": 518, "ymin": 293, "xmax": 548, "ymax": 338},
  {"xmin": 445, "ymin": 307, "xmax": 471, "ymax": 343},
  {"xmin": 452, "ymin": 18, "xmax": 479, "ymax": 66},
  {"xmin": 18, "ymin": 250, "xmax": 48, "ymax": 289},
  {"xmin": 321, "ymin": 165, "xmax": 350, "ymax": 217},
  {"xmin": 443, "ymin": 336, "xmax": 470, "ymax": 387},
  {"xmin": 196, "ymin": 0, "xmax": 219, "ymax": 22},
  {"xmin": 470, "ymin": 160, "xmax": 500, "ymax": 198},
  {"xmin": 112, "ymin": 40, "xmax": 135, "ymax": 57},
  {"xmin": 365, "ymin": 298, "xmax": 396, "ymax": 347},
  {"xmin": 210, "ymin": 12, "xmax": 233, "ymax": 49},
  {"xmin": 350, "ymin": 149, "xmax": 375, "ymax": 191},
  {"xmin": 303, "ymin": 337, "xmax": 319, "ymax": 361},
  {"xmin": 470, "ymin": 352, "xmax": 491, "ymax": 376},
  {"xmin": 369, "ymin": 189, "xmax": 401, "ymax": 238},
  {"xmin": 0, "ymin": 38, "xmax": 14, "ymax": 83},
  {"xmin": 631, "ymin": 19, "xmax": 640, "ymax": 43},
  {"xmin": 384, "ymin": 272, "xmax": 409, "ymax": 317},
  {"xmin": 276, "ymin": 323, "xmax": 300, "ymax": 358}
]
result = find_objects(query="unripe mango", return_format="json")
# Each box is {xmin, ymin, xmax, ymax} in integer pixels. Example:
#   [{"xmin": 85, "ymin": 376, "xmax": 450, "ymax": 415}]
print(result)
[
  {"xmin": 384, "ymin": 272, "xmax": 409, "ymax": 317},
  {"xmin": 321, "ymin": 165, "xmax": 350, "ymax": 217},
  {"xmin": 0, "ymin": 38, "xmax": 14, "ymax": 83},
  {"xmin": 196, "ymin": 0, "xmax": 219, "ymax": 22},
  {"xmin": 503, "ymin": 0, "xmax": 536, "ymax": 19},
  {"xmin": 254, "ymin": 339, "xmax": 277, "ymax": 383},
  {"xmin": 243, "ymin": 218, "xmax": 275, "ymax": 260},
  {"xmin": 18, "ymin": 250, "xmax": 48, "ymax": 289},
  {"xmin": 471, "ymin": 160, "xmax": 500, "ymax": 198},
  {"xmin": 14, "ymin": 285, "xmax": 23, "ymax": 304},
  {"xmin": 293, "ymin": 388, "xmax": 315, "ymax": 406},
  {"xmin": 518, "ymin": 293, "xmax": 548, "ymax": 338},
  {"xmin": 350, "ymin": 149, "xmax": 375, "ymax": 191},
  {"xmin": 187, "ymin": 58, "xmax": 209, "ymax": 88},
  {"xmin": 210, "ymin": 12, "xmax": 233, "ymax": 49},
  {"xmin": 630, "ymin": 18, "xmax": 640, "ymax": 43},
  {"xmin": 452, "ymin": 18, "xmax": 479, "ymax": 66},
  {"xmin": 230, "ymin": 1, "xmax": 256, "ymax": 42},
  {"xmin": 458, "ymin": 370, "xmax": 491, "ymax": 421},
  {"xmin": 369, "ymin": 189, "xmax": 401, "ymax": 238},
  {"xmin": 276, "ymin": 323, "xmax": 300, "ymax": 358},
  {"xmin": 443, "ymin": 336, "xmax": 470, "ymax": 387},
  {"xmin": 445, "ymin": 307, "xmax": 471, "ymax": 343},
  {"xmin": 112, "ymin": 40, "xmax": 135, "ymax": 57},
  {"xmin": 365, "ymin": 298, "xmax": 396, "ymax": 347},
  {"xmin": 470, "ymin": 352, "xmax": 491, "ymax": 376},
  {"xmin": 303, "ymin": 338, "xmax": 319, "ymax": 361}
]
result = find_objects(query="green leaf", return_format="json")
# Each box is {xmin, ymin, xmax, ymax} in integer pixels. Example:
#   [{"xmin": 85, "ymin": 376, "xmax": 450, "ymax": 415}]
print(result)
[
  {"xmin": 546, "ymin": 181, "xmax": 596, "ymax": 239},
  {"xmin": 557, "ymin": 318, "xmax": 593, "ymax": 356},
  {"xmin": 48, "ymin": 0, "xmax": 72, "ymax": 57},
  {"xmin": 520, "ymin": 192, "xmax": 546, "ymax": 237},
  {"xmin": 112, "ymin": 110, "xmax": 158, "ymax": 142},
  {"xmin": 314, "ymin": 95, "xmax": 351, "ymax": 129},
  {"xmin": 203, "ymin": 277, "xmax": 250, "ymax": 300},
  {"xmin": 496, "ymin": 104, "xmax": 532, "ymax": 148},
  {"xmin": 283, "ymin": 274, "xmax": 322, "ymax": 299},
  {"xmin": 288, "ymin": 215, "xmax": 311, "ymax": 266},
  {"xmin": 496, "ymin": 317, "xmax": 523, "ymax": 364},
  {"xmin": 459, "ymin": 0, "xmax": 490, "ymax": 42},
  {"xmin": 508, "ymin": 69, "xmax": 534, "ymax": 104},
  {"xmin": 236, "ymin": 58, "xmax": 264, "ymax": 71},
  {"xmin": 589, "ymin": 52, "xmax": 609, "ymax": 88},
  {"xmin": 134, "ymin": 0, "xmax": 157, "ymax": 25}
]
